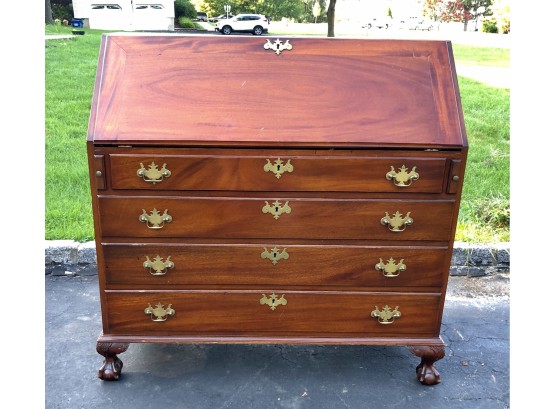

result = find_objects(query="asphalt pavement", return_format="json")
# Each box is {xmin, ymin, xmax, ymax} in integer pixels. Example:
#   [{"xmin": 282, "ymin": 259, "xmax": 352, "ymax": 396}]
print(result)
[{"xmin": 45, "ymin": 269, "xmax": 509, "ymax": 409}]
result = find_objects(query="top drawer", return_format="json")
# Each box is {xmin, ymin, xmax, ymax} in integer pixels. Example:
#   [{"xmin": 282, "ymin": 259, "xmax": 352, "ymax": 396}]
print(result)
[{"xmin": 108, "ymin": 154, "xmax": 447, "ymax": 193}]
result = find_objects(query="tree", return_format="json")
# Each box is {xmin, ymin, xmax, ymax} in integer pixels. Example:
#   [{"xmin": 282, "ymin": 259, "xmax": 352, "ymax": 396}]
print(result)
[
  {"xmin": 175, "ymin": 0, "xmax": 197, "ymax": 20},
  {"xmin": 423, "ymin": 0, "xmax": 492, "ymax": 31},
  {"xmin": 203, "ymin": 0, "xmax": 304, "ymax": 21},
  {"xmin": 327, "ymin": 0, "xmax": 337, "ymax": 37},
  {"xmin": 46, "ymin": 0, "xmax": 53, "ymax": 24}
]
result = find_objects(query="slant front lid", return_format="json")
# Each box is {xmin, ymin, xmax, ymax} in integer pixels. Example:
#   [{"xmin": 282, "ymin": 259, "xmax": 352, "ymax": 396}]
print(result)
[{"xmin": 88, "ymin": 34, "xmax": 467, "ymax": 148}]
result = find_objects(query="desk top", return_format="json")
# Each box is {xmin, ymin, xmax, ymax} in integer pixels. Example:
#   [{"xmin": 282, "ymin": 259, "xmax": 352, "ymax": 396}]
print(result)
[{"xmin": 88, "ymin": 34, "xmax": 467, "ymax": 149}]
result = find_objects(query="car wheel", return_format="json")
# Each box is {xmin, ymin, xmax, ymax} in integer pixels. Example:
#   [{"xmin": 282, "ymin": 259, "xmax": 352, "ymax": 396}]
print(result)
[
  {"xmin": 222, "ymin": 25, "xmax": 232, "ymax": 35},
  {"xmin": 253, "ymin": 26, "xmax": 263, "ymax": 35}
]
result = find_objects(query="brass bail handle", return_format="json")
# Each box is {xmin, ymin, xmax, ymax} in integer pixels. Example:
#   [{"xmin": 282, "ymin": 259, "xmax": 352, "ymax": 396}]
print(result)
[
  {"xmin": 380, "ymin": 211, "xmax": 412, "ymax": 232},
  {"xmin": 137, "ymin": 162, "xmax": 171, "ymax": 184},
  {"xmin": 386, "ymin": 165, "xmax": 419, "ymax": 187},
  {"xmin": 375, "ymin": 258, "xmax": 406, "ymax": 277},
  {"xmin": 143, "ymin": 255, "xmax": 174, "ymax": 276},
  {"xmin": 371, "ymin": 305, "xmax": 401, "ymax": 324},
  {"xmin": 144, "ymin": 303, "xmax": 175, "ymax": 322},
  {"xmin": 139, "ymin": 208, "xmax": 172, "ymax": 229}
]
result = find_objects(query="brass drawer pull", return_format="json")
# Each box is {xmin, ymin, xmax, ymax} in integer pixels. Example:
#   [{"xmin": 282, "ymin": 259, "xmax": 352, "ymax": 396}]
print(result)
[
  {"xmin": 371, "ymin": 305, "xmax": 401, "ymax": 324},
  {"xmin": 264, "ymin": 158, "xmax": 293, "ymax": 179},
  {"xmin": 262, "ymin": 200, "xmax": 291, "ymax": 220},
  {"xmin": 375, "ymin": 257, "xmax": 406, "ymax": 277},
  {"xmin": 139, "ymin": 208, "xmax": 172, "ymax": 229},
  {"xmin": 386, "ymin": 165, "xmax": 419, "ymax": 187},
  {"xmin": 261, "ymin": 247, "xmax": 289, "ymax": 265},
  {"xmin": 137, "ymin": 162, "xmax": 171, "ymax": 184},
  {"xmin": 260, "ymin": 293, "xmax": 287, "ymax": 310},
  {"xmin": 143, "ymin": 255, "xmax": 174, "ymax": 276},
  {"xmin": 380, "ymin": 211, "xmax": 412, "ymax": 232},
  {"xmin": 144, "ymin": 303, "xmax": 175, "ymax": 322}
]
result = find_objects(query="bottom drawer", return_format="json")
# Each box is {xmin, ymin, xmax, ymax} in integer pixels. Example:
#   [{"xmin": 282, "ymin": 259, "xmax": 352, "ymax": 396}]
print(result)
[{"xmin": 103, "ymin": 291, "xmax": 442, "ymax": 337}]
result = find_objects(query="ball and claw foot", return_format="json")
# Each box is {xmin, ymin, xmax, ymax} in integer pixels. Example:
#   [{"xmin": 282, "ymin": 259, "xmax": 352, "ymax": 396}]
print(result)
[
  {"xmin": 408, "ymin": 345, "xmax": 445, "ymax": 385},
  {"xmin": 96, "ymin": 342, "xmax": 129, "ymax": 381}
]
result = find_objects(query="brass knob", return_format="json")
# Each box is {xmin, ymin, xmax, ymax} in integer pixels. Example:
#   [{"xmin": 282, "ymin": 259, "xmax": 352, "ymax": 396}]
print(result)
[
  {"xmin": 95, "ymin": 170, "xmax": 102, "ymax": 177},
  {"xmin": 452, "ymin": 175, "xmax": 460, "ymax": 181}
]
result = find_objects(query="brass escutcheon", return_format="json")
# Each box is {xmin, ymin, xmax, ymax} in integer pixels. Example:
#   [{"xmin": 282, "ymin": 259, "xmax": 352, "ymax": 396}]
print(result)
[
  {"xmin": 143, "ymin": 255, "xmax": 174, "ymax": 276},
  {"xmin": 262, "ymin": 200, "xmax": 291, "ymax": 220},
  {"xmin": 263, "ymin": 38, "xmax": 293, "ymax": 55},
  {"xmin": 137, "ymin": 162, "xmax": 171, "ymax": 184},
  {"xmin": 380, "ymin": 211, "xmax": 413, "ymax": 232},
  {"xmin": 386, "ymin": 165, "xmax": 419, "ymax": 187},
  {"xmin": 375, "ymin": 257, "xmax": 406, "ymax": 277},
  {"xmin": 260, "ymin": 293, "xmax": 287, "ymax": 310},
  {"xmin": 144, "ymin": 303, "xmax": 175, "ymax": 322},
  {"xmin": 261, "ymin": 247, "xmax": 289, "ymax": 265},
  {"xmin": 370, "ymin": 305, "xmax": 401, "ymax": 324},
  {"xmin": 139, "ymin": 208, "xmax": 173, "ymax": 229},
  {"xmin": 264, "ymin": 158, "xmax": 294, "ymax": 179}
]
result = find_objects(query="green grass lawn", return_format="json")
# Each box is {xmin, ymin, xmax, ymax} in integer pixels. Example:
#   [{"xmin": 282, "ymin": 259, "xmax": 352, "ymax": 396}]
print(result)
[{"xmin": 45, "ymin": 26, "xmax": 510, "ymax": 243}]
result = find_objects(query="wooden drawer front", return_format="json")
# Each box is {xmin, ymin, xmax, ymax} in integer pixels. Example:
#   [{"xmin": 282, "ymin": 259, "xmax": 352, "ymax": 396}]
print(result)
[
  {"xmin": 103, "ymin": 243, "xmax": 448, "ymax": 288},
  {"xmin": 104, "ymin": 291, "xmax": 441, "ymax": 337},
  {"xmin": 110, "ymin": 154, "xmax": 446, "ymax": 193},
  {"xmin": 98, "ymin": 197, "xmax": 455, "ymax": 241}
]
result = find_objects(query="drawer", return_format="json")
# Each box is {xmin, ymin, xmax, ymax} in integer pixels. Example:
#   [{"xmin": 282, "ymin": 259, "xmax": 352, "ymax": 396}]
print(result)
[
  {"xmin": 103, "ymin": 290, "xmax": 442, "ymax": 337},
  {"xmin": 109, "ymin": 154, "xmax": 447, "ymax": 193},
  {"xmin": 102, "ymin": 243, "xmax": 449, "ymax": 288},
  {"xmin": 98, "ymin": 196, "xmax": 456, "ymax": 241}
]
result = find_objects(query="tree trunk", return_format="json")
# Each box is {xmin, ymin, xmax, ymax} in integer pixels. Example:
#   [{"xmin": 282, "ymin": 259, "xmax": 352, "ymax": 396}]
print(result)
[
  {"xmin": 45, "ymin": 0, "xmax": 54, "ymax": 24},
  {"xmin": 327, "ymin": 0, "xmax": 337, "ymax": 37}
]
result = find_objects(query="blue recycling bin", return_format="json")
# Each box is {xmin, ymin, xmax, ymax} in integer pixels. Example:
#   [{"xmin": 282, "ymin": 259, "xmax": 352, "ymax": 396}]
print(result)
[{"xmin": 71, "ymin": 19, "xmax": 83, "ymax": 28}]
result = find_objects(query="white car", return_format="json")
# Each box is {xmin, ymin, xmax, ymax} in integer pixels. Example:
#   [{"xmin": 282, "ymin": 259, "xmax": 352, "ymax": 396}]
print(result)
[{"xmin": 216, "ymin": 14, "xmax": 269, "ymax": 35}]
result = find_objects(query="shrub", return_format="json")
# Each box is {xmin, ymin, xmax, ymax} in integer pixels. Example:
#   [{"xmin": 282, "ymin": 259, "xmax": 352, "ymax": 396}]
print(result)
[
  {"xmin": 482, "ymin": 19, "xmax": 499, "ymax": 33},
  {"xmin": 177, "ymin": 17, "xmax": 196, "ymax": 28}
]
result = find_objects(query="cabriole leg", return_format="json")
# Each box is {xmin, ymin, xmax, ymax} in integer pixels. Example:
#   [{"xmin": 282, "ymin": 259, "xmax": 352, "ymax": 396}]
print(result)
[
  {"xmin": 96, "ymin": 342, "xmax": 129, "ymax": 381},
  {"xmin": 408, "ymin": 345, "xmax": 445, "ymax": 385}
]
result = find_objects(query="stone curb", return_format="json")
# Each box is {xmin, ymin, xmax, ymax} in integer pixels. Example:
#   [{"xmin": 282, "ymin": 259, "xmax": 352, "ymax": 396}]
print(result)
[{"xmin": 45, "ymin": 240, "xmax": 510, "ymax": 277}]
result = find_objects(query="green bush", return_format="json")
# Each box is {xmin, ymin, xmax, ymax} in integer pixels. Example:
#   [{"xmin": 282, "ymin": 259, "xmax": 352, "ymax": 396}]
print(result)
[
  {"xmin": 175, "ymin": 0, "xmax": 196, "ymax": 20},
  {"xmin": 178, "ymin": 17, "xmax": 196, "ymax": 28},
  {"xmin": 482, "ymin": 19, "xmax": 498, "ymax": 34}
]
